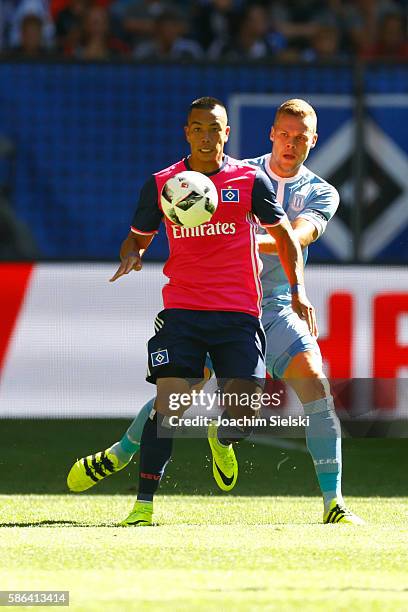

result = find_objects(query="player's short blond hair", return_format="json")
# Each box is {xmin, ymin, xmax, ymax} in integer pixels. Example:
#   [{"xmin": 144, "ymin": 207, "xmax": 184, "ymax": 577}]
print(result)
[{"xmin": 274, "ymin": 99, "xmax": 317, "ymax": 132}]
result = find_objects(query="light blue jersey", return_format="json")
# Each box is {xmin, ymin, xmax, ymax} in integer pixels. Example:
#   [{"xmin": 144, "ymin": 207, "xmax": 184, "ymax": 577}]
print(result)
[{"xmin": 245, "ymin": 153, "xmax": 339, "ymax": 312}]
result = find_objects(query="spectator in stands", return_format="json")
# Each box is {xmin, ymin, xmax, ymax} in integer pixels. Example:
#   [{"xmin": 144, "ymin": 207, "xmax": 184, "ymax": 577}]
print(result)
[
  {"xmin": 208, "ymin": 3, "xmax": 284, "ymax": 60},
  {"xmin": 327, "ymin": 0, "xmax": 402, "ymax": 56},
  {"xmin": 7, "ymin": 0, "xmax": 55, "ymax": 50},
  {"xmin": 192, "ymin": 0, "xmax": 242, "ymax": 52},
  {"xmin": 301, "ymin": 24, "xmax": 346, "ymax": 62},
  {"xmin": 51, "ymin": 0, "xmax": 113, "ymax": 21},
  {"xmin": 70, "ymin": 4, "xmax": 129, "ymax": 59},
  {"xmin": 54, "ymin": 1, "xmax": 124, "ymax": 56},
  {"xmin": 133, "ymin": 6, "xmax": 203, "ymax": 59},
  {"xmin": 55, "ymin": 0, "xmax": 90, "ymax": 55},
  {"xmin": 116, "ymin": 0, "xmax": 167, "ymax": 48},
  {"xmin": 270, "ymin": 0, "xmax": 330, "ymax": 53},
  {"xmin": 361, "ymin": 12, "xmax": 408, "ymax": 59},
  {"xmin": 1, "ymin": 3, "xmax": 13, "ymax": 50},
  {"xmin": 3, "ymin": 13, "xmax": 52, "ymax": 58}
]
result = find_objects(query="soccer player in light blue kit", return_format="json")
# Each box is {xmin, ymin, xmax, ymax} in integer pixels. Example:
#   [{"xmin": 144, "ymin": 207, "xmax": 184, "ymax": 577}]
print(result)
[{"xmin": 67, "ymin": 99, "xmax": 363, "ymax": 525}]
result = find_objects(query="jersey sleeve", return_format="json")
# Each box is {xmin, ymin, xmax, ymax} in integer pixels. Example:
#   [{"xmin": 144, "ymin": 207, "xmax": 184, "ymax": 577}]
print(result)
[
  {"xmin": 251, "ymin": 169, "xmax": 287, "ymax": 226},
  {"xmin": 297, "ymin": 184, "xmax": 339, "ymax": 238},
  {"xmin": 130, "ymin": 175, "xmax": 163, "ymax": 235}
]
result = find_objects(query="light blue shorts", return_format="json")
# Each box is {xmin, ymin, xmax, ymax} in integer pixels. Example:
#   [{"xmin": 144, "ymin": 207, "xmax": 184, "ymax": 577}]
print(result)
[{"xmin": 262, "ymin": 305, "xmax": 321, "ymax": 379}]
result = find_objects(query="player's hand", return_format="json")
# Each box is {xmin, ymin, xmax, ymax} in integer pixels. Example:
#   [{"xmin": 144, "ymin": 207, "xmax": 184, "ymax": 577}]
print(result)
[
  {"xmin": 109, "ymin": 252, "xmax": 142, "ymax": 282},
  {"xmin": 291, "ymin": 289, "xmax": 318, "ymax": 337}
]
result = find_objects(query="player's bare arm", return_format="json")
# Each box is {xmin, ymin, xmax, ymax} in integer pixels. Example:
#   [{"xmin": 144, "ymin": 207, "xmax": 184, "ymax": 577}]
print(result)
[
  {"xmin": 257, "ymin": 218, "xmax": 318, "ymax": 254},
  {"xmin": 267, "ymin": 217, "xmax": 318, "ymax": 337},
  {"xmin": 110, "ymin": 231, "xmax": 154, "ymax": 282}
]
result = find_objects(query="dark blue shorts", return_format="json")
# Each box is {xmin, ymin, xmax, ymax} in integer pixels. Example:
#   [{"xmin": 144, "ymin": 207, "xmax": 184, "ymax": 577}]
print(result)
[{"xmin": 146, "ymin": 309, "xmax": 266, "ymax": 384}]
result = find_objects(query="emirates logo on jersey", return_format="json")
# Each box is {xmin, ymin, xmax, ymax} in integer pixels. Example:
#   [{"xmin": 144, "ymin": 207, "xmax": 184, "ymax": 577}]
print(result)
[{"xmin": 171, "ymin": 222, "xmax": 236, "ymax": 239}]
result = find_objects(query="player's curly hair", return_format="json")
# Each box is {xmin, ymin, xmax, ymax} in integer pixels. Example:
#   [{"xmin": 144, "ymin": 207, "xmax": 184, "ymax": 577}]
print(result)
[
  {"xmin": 188, "ymin": 97, "xmax": 227, "ymax": 119},
  {"xmin": 275, "ymin": 99, "xmax": 317, "ymax": 131}
]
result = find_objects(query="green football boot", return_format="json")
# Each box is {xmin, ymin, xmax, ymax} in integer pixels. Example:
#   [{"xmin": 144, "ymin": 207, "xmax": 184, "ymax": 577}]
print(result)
[
  {"xmin": 323, "ymin": 499, "xmax": 365, "ymax": 525},
  {"xmin": 120, "ymin": 501, "xmax": 153, "ymax": 527},
  {"xmin": 207, "ymin": 421, "xmax": 238, "ymax": 492},
  {"xmin": 67, "ymin": 448, "xmax": 129, "ymax": 492}
]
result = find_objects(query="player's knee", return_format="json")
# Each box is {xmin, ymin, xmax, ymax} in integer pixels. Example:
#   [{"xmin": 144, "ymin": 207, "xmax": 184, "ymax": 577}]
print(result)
[
  {"xmin": 222, "ymin": 379, "xmax": 263, "ymax": 418},
  {"xmin": 155, "ymin": 378, "xmax": 191, "ymax": 416},
  {"xmin": 285, "ymin": 351, "xmax": 324, "ymax": 379},
  {"xmin": 284, "ymin": 352, "xmax": 329, "ymax": 402}
]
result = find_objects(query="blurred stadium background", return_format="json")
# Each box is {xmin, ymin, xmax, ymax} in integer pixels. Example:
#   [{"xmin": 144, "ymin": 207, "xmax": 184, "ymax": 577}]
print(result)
[
  {"xmin": 1, "ymin": 6, "xmax": 408, "ymax": 611},
  {"xmin": 1, "ymin": 0, "xmax": 408, "ymax": 425}
]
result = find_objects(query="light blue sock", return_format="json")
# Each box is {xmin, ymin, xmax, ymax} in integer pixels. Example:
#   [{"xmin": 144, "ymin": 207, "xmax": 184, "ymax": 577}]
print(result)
[
  {"xmin": 109, "ymin": 398, "xmax": 155, "ymax": 466},
  {"xmin": 302, "ymin": 396, "xmax": 343, "ymax": 512}
]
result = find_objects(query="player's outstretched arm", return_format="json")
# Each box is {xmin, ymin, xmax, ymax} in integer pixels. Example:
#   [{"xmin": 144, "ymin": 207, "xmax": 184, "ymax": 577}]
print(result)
[
  {"xmin": 110, "ymin": 231, "xmax": 154, "ymax": 282},
  {"xmin": 257, "ymin": 218, "xmax": 318, "ymax": 254},
  {"xmin": 266, "ymin": 218, "xmax": 318, "ymax": 337}
]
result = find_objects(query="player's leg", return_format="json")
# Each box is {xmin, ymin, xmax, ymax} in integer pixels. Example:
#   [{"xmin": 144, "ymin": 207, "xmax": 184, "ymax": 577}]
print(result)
[
  {"xmin": 67, "ymin": 398, "xmax": 154, "ymax": 492},
  {"xmin": 121, "ymin": 375, "xmax": 206, "ymax": 526},
  {"xmin": 264, "ymin": 305, "xmax": 363, "ymax": 522},
  {"xmin": 282, "ymin": 350, "xmax": 343, "ymax": 510},
  {"xmin": 108, "ymin": 399, "xmax": 155, "ymax": 463},
  {"xmin": 264, "ymin": 306, "xmax": 344, "ymax": 509},
  {"xmin": 121, "ymin": 309, "xmax": 207, "ymax": 526},
  {"xmin": 282, "ymin": 350, "xmax": 364, "ymax": 524},
  {"xmin": 121, "ymin": 401, "xmax": 177, "ymax": 526},
  {"xmin": 207, "ymin": 313, "xmax": 267, "ymax": 492},
  {"xmin": 67, "ymin": 354, "xmax": 215, "ymax": 493}
]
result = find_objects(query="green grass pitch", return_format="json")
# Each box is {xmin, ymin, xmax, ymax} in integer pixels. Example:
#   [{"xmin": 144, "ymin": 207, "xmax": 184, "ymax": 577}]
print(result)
[{"xmin": 1, "ymin": 420, "xmax": 407, "ymax": 611}]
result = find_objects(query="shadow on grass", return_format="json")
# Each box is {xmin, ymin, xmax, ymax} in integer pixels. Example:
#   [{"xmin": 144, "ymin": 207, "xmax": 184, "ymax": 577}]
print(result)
[
  {"xmin": 1, "ymin": 520, "xmax": 83, "ymax": 527},
  {"xmin": 0, "ymin": 520, "xmax": 121, "ymax": 528},
  {"xmin": 201, "ymin": 586, "xmax": 408, "ymax": 594}
]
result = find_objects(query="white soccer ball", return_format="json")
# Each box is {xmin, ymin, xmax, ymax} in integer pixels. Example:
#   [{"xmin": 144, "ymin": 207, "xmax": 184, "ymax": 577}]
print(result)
[{"xmin": 160, "ymin": 171, "xmax": 218, "ymax": 228}]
